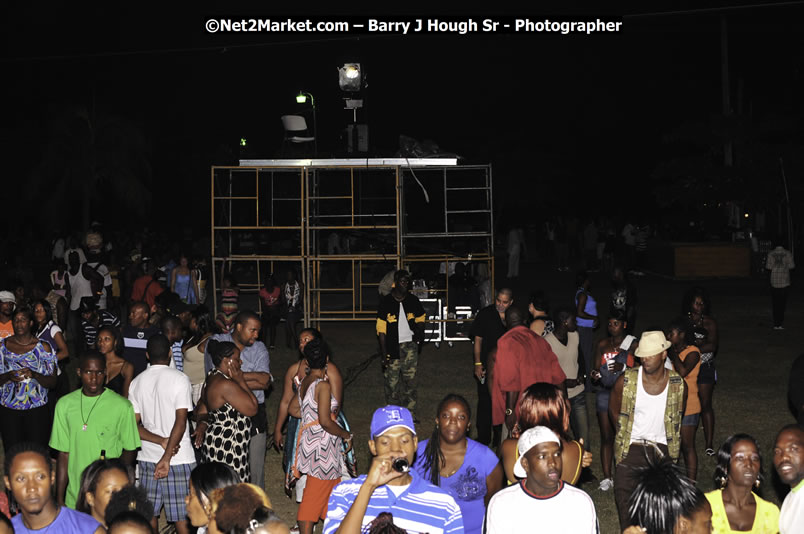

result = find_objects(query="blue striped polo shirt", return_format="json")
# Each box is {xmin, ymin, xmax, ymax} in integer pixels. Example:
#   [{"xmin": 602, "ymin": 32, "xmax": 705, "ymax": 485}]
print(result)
[{"xmin": 324, "ymin": 470, "xmax": 464, "ymax": 534}]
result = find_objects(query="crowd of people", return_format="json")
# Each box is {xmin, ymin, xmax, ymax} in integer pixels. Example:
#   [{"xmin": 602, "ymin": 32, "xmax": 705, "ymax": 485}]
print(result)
[
  {"xmin": 0, "ymin": 224, "xmax": 800, "ymax": 534},
  {"xmin": 0, "ymin": 230, "xmax": 295, "ymax": 534}
]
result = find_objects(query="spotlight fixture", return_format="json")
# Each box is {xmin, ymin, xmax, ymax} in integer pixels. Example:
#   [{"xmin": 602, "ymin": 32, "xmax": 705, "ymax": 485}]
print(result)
[
  {"xmin": 338, "ymin": 63, "xmax": 362, "ymax": 92},
  {"xmin": 293, "ymin": 91, "xmax": 317, "ymax": 156}
]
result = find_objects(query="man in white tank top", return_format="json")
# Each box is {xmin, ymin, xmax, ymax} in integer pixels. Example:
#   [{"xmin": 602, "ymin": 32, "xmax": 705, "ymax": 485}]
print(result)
[{"xmin": 609, "ymin": 331, "xmax": 688, "ymax": 530}]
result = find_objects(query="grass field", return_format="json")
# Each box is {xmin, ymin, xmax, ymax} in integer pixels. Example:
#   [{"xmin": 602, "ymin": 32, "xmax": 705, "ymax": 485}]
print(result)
[{"xmin": 2, "ymin": 261, "xmax": 798, "ymax": 533}]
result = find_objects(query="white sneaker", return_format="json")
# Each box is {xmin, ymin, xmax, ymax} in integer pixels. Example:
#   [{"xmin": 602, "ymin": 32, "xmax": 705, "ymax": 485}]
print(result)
[{"xmin": 599, "ymin": 477, "xmax": 614, "ymax": 491}]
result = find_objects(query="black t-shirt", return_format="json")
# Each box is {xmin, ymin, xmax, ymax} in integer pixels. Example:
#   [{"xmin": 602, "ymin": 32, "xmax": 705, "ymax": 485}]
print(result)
[
  {"xmin": 469, "ymin": 305, "xmax": 506, "ymax": 364},
  {"xmin": 122, "ymin": 325, "xmax": 159, "ymax": 377}
]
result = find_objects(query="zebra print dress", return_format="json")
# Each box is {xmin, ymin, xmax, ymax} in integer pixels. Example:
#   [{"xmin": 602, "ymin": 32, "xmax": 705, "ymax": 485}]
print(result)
[{"xmin": 295, "ymin": 378, "xmax": 342, "ymax": 480}]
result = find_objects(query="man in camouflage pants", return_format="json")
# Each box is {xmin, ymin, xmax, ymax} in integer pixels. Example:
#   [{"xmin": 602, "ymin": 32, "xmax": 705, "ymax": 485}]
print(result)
[{"xmin": 376, "ymin": 270, "xmax": 425, "ymax": 421}]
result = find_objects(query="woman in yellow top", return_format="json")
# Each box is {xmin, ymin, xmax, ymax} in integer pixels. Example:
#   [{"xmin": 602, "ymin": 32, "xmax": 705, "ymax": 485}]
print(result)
[
  {"xmin": 667, "ymin": 317, "xmax": 702, "ymax": 482},
  {"xmin": 500, "ymin": 382, "xmax": 591, "ymax": 485},
  {"xmin": 705, "ymin": 434, "xmax": 780, "ymax": 533}
]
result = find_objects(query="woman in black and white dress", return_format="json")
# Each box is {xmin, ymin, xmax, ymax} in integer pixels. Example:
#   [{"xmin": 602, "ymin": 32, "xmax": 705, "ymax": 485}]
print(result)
[{"xmin": 193, "ymin": 340, "xmax": 257, "ymax": 482}]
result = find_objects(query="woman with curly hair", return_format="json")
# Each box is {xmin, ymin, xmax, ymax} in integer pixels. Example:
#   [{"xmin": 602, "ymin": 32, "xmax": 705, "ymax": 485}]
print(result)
[
  {"xmin": 500, "ymin": 383, "xmax": 592, "ymax": 486},
  {"xmin": 104, "ymin": 484, "xmax": 154, "ymax": 534},
  {"xmin": 704, "ymin": 434, "xmax": 779, "ymax": 533},
  {"xmin": 207, "ymin": 483, "xmax": 272, "ymax": 534},
  {"xmin": 413, "ymin": 393, "xmax": 502, "ymax": 534}
]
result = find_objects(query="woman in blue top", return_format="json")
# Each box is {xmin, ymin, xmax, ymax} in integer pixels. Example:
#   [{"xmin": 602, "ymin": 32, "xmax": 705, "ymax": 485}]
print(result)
[
  {"xmin": 0, "ymin": 307, "xmax": 58, "ymax": 451},
  {"xmin": 413, "ymin": 394, "xmax": 503, "ymax": 534},
  {"xmin": 171, "ymin": 254, "xmax": 198, "ymax": 304},
  {"xmin": 574, "ymin": 271, "xmax": 598, "ymax": 390}
]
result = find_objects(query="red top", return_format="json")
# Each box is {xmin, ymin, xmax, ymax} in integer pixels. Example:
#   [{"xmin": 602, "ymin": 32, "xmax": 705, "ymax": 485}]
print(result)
[
  {"xmin": 130, "ymin": 275, "xmax": 164, "ymax": 308},
  {"xmin": 259, "ymin": 286, "xmax": 280, "ymax": 307},
  {"xmin": 491, "ymin": 326, "xmax": 567, "ymax": 426}
]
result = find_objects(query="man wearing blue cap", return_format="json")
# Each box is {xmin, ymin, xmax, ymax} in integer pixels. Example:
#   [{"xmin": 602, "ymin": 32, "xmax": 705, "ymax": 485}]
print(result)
[{"xmin": 324, "ymin": 405, "xmax": 464, "ymax": 534}]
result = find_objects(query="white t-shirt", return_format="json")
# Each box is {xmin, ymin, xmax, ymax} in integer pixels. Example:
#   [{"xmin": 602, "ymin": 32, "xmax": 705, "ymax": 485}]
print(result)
[
  {"xmin": 86, "ymin": 262, "xmax": 112, "ymax": 309},
  {"xmin": 128, "ymin": 365, "xmax": 195, "ymax": 465},
  {"xmin": 387, "ymin": 482, "xmax": 411, "ymax": 498},
  {"xmin": 780, "ymin": 479, "xmax": 803, "ymax": 534},
  {"xmin": 486, "ymin": 480, "xmax": 598, "ymax": 534},
  {"xmin": 398, "ymin": 301, "xmax": 414, "ymax": 343}
]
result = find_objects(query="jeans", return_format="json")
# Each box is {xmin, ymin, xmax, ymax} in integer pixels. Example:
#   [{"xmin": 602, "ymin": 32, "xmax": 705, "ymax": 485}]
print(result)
[
  {"xmin": 569, "ymin": 392, "xmax": 590, "ymax": 451},
  {"xmin": 578, "ymin": 326, "xmax": 595, "ymax": 389}
]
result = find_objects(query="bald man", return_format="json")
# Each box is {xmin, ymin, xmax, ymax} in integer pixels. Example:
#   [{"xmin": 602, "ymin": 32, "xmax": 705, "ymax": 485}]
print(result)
[{"xmin": 491, "ymin": 306, "xmax": 566, "ymax": 438}]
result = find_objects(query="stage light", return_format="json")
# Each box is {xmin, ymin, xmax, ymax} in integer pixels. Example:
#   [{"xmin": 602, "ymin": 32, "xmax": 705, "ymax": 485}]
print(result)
[
  {"xmin": 293, "ymin": 91, "xmax": 317, "ymax": 156},
  {"xmin": 240, "ymin": 138, "xmax": 247, "ymax": 147},
  {"xmin": 338, "ymin": 63, "xmax": 362, "ymax": 92}
]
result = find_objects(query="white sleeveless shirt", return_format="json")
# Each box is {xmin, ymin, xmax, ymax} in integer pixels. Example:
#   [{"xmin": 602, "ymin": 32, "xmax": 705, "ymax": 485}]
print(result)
[
  {"xmin": 67, "ymin": 269, "xmax": 93, "ymax": 311},
  {"xmin": 629, "ymin": 366, "xmax": 668, "ymax": 445}
]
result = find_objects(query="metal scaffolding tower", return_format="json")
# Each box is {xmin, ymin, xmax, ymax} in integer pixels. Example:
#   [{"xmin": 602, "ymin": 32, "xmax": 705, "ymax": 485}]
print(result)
[{"xmin": 211, "ymin": 159, "xmax": 493, "ymax": 335}]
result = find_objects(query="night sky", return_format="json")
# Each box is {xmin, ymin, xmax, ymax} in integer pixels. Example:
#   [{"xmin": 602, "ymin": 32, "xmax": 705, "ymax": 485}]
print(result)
[{"xmin": 2, "ymin": 4, "xmax": 803, "ymax": 234}]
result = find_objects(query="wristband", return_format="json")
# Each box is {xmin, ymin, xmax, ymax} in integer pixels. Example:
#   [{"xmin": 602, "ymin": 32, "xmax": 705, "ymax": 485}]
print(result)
[{"xmin": 474, "ymin": 362, "xmax": 483, "ymax": 366}]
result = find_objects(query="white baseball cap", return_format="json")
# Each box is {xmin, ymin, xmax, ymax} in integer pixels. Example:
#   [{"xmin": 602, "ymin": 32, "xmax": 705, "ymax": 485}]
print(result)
[{"xmin": 514, "ymin": 426, "xmax": 561, "ymax": 478}]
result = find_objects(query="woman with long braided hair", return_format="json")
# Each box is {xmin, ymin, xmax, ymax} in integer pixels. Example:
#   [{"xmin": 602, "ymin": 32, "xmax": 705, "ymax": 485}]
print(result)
[{"xmin": 412, "ymin": 393, "xmax": 503, "ymax": 534}]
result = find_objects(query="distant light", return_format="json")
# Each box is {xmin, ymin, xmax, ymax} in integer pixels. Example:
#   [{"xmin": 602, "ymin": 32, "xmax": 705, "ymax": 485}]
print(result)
[
  {"xmin": 338, "ymin": 63, "xmax": 362, "ymax": 91},
  {"xmin": 296, "ymin": 94, "xmax": 307, "ymax": 104},
  {"xmin": 240, "ymin": 138, "xmax": 247, "ymax": 147},
  {"xmin": 744, "ymin": 213, "xmax": 749, "ymax": 218}
]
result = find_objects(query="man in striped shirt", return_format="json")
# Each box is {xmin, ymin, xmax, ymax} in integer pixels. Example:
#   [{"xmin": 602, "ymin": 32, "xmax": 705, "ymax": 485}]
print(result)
[{"xmin": 324, "ymin": 406, "xmax": 464, "ymax": 534}]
